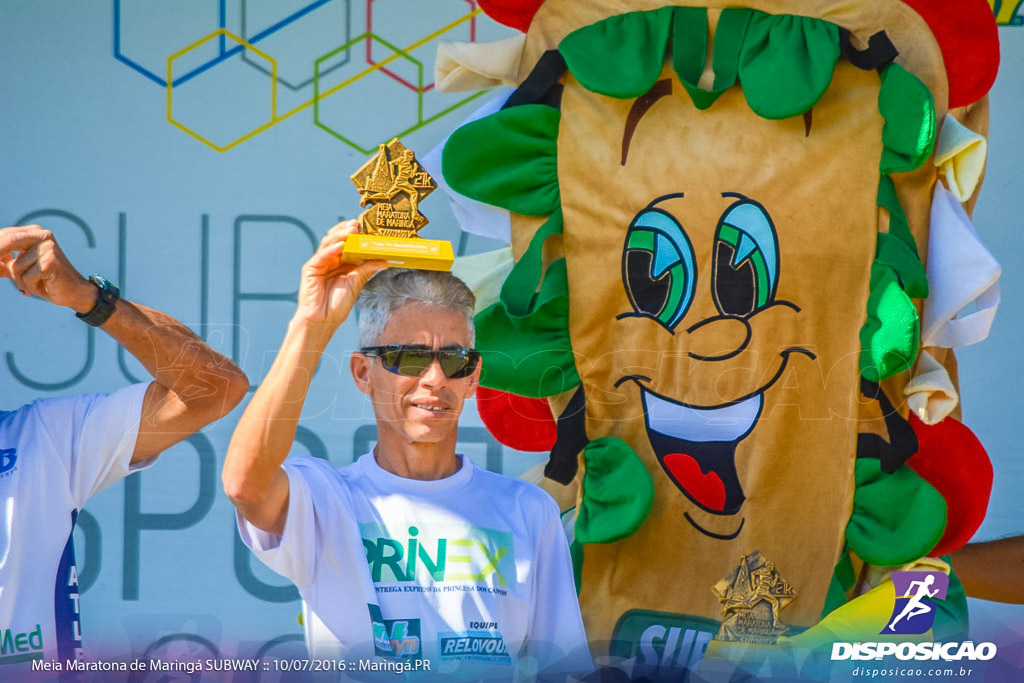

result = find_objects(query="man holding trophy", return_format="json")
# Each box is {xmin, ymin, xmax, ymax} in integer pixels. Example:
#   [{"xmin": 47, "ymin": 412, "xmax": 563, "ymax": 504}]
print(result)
[{"xmin": 222, "ymin": 141, "xmax": 590, "ymax": 678}]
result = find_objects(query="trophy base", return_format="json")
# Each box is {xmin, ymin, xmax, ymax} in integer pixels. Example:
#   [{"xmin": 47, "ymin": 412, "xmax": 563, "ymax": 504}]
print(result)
[{"xmin": 341, "ymin": 233, "xmax": 454, "ymax": 272}]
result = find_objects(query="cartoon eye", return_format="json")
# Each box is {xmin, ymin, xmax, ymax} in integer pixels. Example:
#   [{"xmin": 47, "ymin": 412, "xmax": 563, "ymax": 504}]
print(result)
[
  {"xmin": 621, "ymin": 209, "xmax": 697, "ymax": 331},
  {"xmin": 712, "ymin": 199, "xmax": 780, "ymax": 316}
]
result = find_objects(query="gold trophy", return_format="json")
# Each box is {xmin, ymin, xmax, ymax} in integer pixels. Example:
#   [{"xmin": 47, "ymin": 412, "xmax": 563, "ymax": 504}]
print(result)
[
  {"xmin": 341, "ymin": 138, "xmax": 454, "ymax": 271},
  {"xmin": 695, "ymin": 550, "xmax": 798, "ymax": 675},
  {"xmin": 712, "ymin": 551, "xmax": 797, "ymax": 646}
]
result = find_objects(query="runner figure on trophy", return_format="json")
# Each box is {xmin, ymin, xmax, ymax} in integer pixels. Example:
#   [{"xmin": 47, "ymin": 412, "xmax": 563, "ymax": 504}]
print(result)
[
  {"xmin": 749, "ymin": 561, "xmax": 786, "ymax": 629},
  {"xmin": 358, "ymin": 144, "xmax": 432, "ymax": 232}
]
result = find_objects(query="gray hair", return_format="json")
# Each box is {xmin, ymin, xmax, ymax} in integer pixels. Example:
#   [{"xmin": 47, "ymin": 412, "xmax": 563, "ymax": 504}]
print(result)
[{"xmin": 355, "ymin": 269, "xmax": 476, "ymax": 347}]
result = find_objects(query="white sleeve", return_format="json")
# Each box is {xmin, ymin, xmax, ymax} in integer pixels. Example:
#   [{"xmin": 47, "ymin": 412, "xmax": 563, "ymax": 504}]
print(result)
[
  {"xmin": 525, "ymin": 499, "xmax": 593, "ymax": 677},
  {"xmin": 235, "ymin": 458, "xmax": 324, "ymax": 589},
  {"xmin": 32, "ymin": 382, "xmax": 152, "ymax": 509}
]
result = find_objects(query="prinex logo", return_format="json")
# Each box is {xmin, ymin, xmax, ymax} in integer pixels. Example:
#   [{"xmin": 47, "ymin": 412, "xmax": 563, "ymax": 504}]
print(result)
[
  {"xmin": 360, "ymin": 524, "xmax": 514, "ymax": 586},
  {"xmin": 882, "ymin": 571, "xmax": 948, "ymax": 635},
  {"xmin": 0, "ymin": 448, "xmax": 17, "ymax": 478}
]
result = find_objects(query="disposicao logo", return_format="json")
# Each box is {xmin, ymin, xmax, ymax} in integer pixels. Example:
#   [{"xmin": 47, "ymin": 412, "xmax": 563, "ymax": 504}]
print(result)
[
  {"xmin": 883, "ymin": 570, "xmax": 948, "ymax": 635},
  {"xmin": 830, "ymin": 571, "xmax": 997, "ymax": 663}
]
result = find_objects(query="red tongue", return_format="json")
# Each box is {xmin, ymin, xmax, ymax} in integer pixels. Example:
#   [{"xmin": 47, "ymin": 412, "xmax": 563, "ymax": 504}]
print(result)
[{"xmin": 663, "ymin": 453, "xmax": 726, "ymax": 511}]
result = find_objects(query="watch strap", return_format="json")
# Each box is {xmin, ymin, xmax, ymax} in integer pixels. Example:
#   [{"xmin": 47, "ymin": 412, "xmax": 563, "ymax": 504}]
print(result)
[{"xmin": 76, "ymin": 275, "xmax": 120, "ymax": 327}]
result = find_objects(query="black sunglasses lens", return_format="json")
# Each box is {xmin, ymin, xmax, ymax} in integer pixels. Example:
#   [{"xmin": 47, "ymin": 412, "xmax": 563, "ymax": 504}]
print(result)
[
  {"xmin": 373, "ymin": 347, "xmax": 478, "ymax": 378},
  {"xmin": 436, "ymin": 351, "xmax": 467, "ymax": 378},
  {"xmin": 440, "ymin": 350, "xmax": 479, "ymax": 378},
  {"xmin": 378, "ymin": 349, "xmax": 401, "ymax": 372},
  {"xmin": 392, "ymin": 349, "xmax": 434, "ymax": 377}
]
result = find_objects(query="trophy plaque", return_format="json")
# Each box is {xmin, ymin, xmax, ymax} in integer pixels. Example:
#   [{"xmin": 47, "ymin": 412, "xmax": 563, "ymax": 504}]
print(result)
[
  {"xmin": 341, "ymin": 138, "xmax": 454, "ymax": 271},
  {"xmin": 712, "ymin": 551, "xmax": 797, "ymax": 645}
]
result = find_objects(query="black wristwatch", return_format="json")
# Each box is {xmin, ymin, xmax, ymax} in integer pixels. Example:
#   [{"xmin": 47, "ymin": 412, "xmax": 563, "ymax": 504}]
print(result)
[{"xmin": 76, "ymin": 275, "xmax": 120, "ymax": 327}]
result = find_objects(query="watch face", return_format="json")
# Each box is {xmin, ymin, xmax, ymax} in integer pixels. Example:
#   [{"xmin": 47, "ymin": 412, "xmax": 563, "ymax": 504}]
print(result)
[{"xmin": 89, "ymin": 275, "xmax": 120, "ymax": 298}]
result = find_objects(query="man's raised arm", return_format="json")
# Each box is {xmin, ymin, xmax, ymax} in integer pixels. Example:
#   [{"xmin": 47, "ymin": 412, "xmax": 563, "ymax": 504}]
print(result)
[
  {"xmin": 222, "ymin": 220, "xmax": 385, "ymax": 535},
  {"xmin": 0, "ymin": 224, "xmax": 249, "ymax": 463}
]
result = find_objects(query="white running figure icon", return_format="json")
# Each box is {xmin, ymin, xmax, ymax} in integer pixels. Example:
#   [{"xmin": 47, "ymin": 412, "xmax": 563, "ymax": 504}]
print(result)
[{"xmin": 888, "ymin": 574, "xmax": 939, "ymax": 631}]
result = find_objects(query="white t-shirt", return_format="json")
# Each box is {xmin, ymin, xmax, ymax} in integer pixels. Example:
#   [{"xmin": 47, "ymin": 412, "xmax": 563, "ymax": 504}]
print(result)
[
  {"xmin": 238, "ymin": 453, "xmax": 592, "ymax": 680},
  {"xmin": 0, "ymin": 383, "xmax": 151, "ymax": 670}
]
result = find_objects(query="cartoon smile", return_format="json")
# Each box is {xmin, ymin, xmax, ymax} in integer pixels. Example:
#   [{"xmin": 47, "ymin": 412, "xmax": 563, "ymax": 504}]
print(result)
[
  {"xmin": 642, "ymin": 386, "xmax": 760, "ymax": 516},
  {"xmin": 620, "ymin": 344, "xmax": 813, "ymax": 539}
]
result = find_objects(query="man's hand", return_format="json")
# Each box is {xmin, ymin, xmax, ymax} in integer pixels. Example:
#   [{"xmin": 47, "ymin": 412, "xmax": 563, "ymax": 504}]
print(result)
[
  {"xmin": 2, "ymin": 224, "xmax": 249, "ymax": 463},
  {"xmin": 0, "ymin": 225, "xmax": 96, "ymax": 313},
  {"xmin": 294, "ymin": 219, "xmax": 388, "ymax": 331}
]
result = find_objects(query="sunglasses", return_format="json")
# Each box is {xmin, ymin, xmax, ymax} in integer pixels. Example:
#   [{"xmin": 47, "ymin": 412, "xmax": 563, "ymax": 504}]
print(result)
[{"xmin": 360, "ymin": 345, "xmax": 481, "ymax": 379}]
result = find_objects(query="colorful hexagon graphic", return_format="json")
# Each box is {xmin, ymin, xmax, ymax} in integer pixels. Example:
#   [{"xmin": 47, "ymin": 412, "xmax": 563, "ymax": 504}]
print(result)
[
  {"xmin": 240, "ymin": 0, "xmax": 353, "ymax": 90},
  {"xmin": 167, "ymin": 30, "xmax": 278, "ymax": 152},
  {"xmin": 365, "ymin": 0, "xmax": 477, "ymax": 94},
  {"xmin": 314, "ymin": 33, "xmax": 422, "ymax": 154},
  {"xmin": 114, "ymin": 0, "xmax": 224, "ymax": 86}
]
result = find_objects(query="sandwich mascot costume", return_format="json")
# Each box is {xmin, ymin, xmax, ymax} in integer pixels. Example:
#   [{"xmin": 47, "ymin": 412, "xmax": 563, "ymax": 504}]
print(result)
[{"xmin": 435, "ymin": 0, "xmax": 1001, "ymax": 675}]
